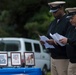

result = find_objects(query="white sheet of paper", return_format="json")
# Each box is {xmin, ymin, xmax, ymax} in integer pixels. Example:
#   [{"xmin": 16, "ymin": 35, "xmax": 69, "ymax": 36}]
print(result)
[
  {"xmin": 50, "ymin": 33, "xmax": 65, "ymax": 46},
  {"xmin": 39, "ymin": 35, "xmax": 55, "ymax": 48},
  {"xmin": 54, "ymin": 33, "xmax": 65, "ymax": 40}
]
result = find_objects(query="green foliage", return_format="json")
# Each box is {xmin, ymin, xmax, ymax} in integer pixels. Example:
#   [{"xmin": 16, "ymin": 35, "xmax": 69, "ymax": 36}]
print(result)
[
  {"xmin": 0, "ymin": 10, "xmax": 20, "ymax": 37},
  {"xmin": 0, "ymin": 23, "xmax": 20, "ymax": 37},
  {"xmin": 24, "ymin": 6, "xmax": 54, "ymax": 39},
  {"xmin": 0, "ymin": 0, "xmax": 75, "ymax": 38},
  {"xmin": 0, "ymin": 10, "xmax": 9, "ymax": 23}
]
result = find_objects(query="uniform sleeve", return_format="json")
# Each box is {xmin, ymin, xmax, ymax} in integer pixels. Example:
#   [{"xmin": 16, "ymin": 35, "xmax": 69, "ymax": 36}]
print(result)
[
  {"xmin": 46, "ymin": 20, "xmax": 54, "ymax": 39},
  {"xmin": 67, "ymin": 38, "xmax": 76, "ymax": 46}
]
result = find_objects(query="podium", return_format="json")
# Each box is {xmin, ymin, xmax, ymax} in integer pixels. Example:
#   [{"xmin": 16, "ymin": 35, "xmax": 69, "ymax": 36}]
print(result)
[{"xmin": 0, "ymin": 68, "xmax": 42, "ymax": 75}]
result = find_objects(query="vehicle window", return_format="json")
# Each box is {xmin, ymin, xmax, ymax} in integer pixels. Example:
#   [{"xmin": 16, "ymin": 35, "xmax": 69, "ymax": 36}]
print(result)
[
  {"xmin": 24, "ymin": 42, "xmax": 32, "ymax": 51},
  {"xmin": 42, "ymin": 45, "xmax": 50, "ymax": 53},
  {"xmin": 34, "ymin": 43, "xmax": 41, "ymax": 52},
  {"xmin": 0, "ymin": 40, "xmax": 20, "ymax": 51},
  {"xmin": 42, "ymin": 45, "xmax": 45, "ymax": 49}
]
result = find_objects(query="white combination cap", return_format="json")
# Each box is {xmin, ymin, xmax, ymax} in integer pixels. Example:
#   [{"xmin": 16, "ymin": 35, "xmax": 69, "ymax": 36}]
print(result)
[{"xmin": 48, "ymin": 1, "xmax": 66, "ymax": 13}]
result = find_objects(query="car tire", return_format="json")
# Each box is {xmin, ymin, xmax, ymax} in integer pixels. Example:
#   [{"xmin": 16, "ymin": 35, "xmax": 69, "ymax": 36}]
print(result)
[{"xmin": 42, "ymin": 66, "xmax": 47, "ymax": 75}]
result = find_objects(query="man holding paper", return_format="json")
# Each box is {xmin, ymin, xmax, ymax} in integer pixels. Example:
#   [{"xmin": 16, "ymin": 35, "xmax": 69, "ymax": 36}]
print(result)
[
  {"xmin": 59, "ymin": 7, "xmax": 76, "ymax": 75},
  {"xmin": 40, "ymin": 1, "xmax": 71, "ymax": 75}
]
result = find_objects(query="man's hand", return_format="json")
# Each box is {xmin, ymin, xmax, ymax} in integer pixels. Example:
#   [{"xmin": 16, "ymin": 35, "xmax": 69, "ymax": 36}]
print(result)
[
  {"xmin": 59, "ymin": 38, "xmax": 68, "ymax": 44},
  {"xmin": 40, "ymin": 40, "xmax": 45, "ymax": 45},
  {"xmin": 46, "ymin": 39, "xmax": 56, "ymax": 45}
]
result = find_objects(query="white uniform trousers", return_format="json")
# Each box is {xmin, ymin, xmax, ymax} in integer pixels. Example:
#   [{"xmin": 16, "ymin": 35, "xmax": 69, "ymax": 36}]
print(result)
[{"xmin": 51, "ymin": 58, "xmax": 69, "ymax": 75}]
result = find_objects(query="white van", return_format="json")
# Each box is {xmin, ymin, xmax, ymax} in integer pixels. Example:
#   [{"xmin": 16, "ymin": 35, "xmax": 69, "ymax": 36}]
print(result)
[{"xmin": 0, "ymin": 38, "xmax": 51, "ymax": 75}]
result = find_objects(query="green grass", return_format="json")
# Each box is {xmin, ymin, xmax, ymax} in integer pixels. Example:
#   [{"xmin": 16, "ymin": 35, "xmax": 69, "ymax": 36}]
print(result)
[{"xmin": 47, "ymin": 72, "xmax": 51, "ymax": 75}]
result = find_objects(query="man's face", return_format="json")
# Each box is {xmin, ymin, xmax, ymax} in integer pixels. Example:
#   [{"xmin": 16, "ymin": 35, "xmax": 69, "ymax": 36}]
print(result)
[
  {"xmin": 70, "ymin": 15, "xmax": 76, "ymax": 26},
  {"xmin": 52, "ymin": 8, "xmax": 62, "ymax": 19}
]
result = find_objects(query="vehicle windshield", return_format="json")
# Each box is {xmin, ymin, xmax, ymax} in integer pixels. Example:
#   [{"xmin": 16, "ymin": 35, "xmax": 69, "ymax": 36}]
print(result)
[{"xmin": 0, "ymin": 40, "xmax": 20, "ymax": 51}]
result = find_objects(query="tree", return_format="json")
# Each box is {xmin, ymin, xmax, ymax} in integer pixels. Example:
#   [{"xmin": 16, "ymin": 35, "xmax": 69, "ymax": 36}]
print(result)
[
  {"xmin": 24, "ymin": 6, "xmax": 54, "ymax": 39},
  {"xmin": 0, "ymin": 0, "xmax": 76, "ymax": 38}
]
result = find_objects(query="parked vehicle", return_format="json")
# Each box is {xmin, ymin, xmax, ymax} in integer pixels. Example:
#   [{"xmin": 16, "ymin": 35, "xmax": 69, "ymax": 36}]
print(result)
[{"xmin": 0, "ymin": 38, "xmax": 51, "ymax": 75}]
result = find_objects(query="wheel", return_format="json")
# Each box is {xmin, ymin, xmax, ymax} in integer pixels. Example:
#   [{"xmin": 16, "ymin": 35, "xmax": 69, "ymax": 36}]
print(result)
[{"xmin": 42, "ymin": 66, "xmax": 47, "ymax": 75}]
